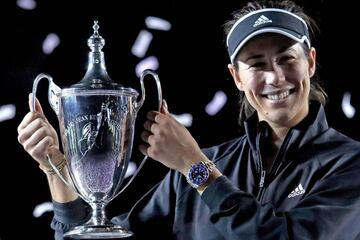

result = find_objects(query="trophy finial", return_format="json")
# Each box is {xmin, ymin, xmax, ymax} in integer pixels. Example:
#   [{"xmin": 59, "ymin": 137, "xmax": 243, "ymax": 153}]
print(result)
[
  {"xmin": 88, "ymin": 20, "xmax": 105, "ymax": 51},
  {"xmin": 93, "ymin": 20, "xmax": 99, "ymax": 36},
  {"xmin": 76, "ymin": 20, "xmax": 115, "ymax": 87}
]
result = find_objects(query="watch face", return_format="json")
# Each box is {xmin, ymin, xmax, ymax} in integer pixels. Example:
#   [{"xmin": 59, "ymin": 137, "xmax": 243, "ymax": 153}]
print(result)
[{"xmin": 188, "ymin": 164, "xmax": 209, "ymax": 186}]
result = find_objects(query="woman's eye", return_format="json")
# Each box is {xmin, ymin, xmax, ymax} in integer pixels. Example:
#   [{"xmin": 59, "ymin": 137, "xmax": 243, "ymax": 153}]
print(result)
[
  {"xmin": 279, "ymin": 55, "xmax": 295, "ymax": 64},
  {"xmin": 250, "ymin": 62, "xmax": 265, "ymax": 69}
]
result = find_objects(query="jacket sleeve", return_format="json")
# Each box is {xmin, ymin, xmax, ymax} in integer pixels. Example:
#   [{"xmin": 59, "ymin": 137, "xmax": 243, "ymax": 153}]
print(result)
[
  {"xmin": 51, "ymin": 198, "xmax": 90, "ymax": 240},
  {"xmin": 111, "ymin": 170, "xmax": 178, "ymax": 239},
  {"xmin": 50, "ymin": 169, "xmax": 177, "ymax": 240},
  {"xmin": 202, "ymin": 166, "xmax": 360, "ymax": 240}
]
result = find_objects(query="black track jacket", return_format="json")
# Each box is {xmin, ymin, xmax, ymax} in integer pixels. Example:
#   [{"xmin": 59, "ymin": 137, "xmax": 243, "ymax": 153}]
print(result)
[{"xmin": 53, "ymin": 102, "xmax": 360, "ymax": 240}]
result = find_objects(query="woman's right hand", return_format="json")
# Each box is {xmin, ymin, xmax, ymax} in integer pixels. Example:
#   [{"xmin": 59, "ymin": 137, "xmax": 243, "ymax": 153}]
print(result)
[
  {"xmin": 18, "ymin": 94, "xmax": 78, "ymax": 202},
  {"xmin": 17, "ymin": 94, "xmax": 62, "ymax": 168}
]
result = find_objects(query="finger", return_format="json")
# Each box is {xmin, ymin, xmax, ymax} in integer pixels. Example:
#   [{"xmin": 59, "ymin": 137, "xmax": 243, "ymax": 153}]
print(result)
[
  {"xmin": 29, "ymin": 93, "xmax": 44, "ymax": 114},
  {"xmin": 28, "ymin": 136, "xmax": 53, "ymax": 161},
  {"xmin": 17, "ymin": 112, "xmax": 35, "ymax": 133},
  {"xmin": 140, "ymin": 131, "xmax": 152, "ymax": 144},
  {"xmin": 22, "ymin": 125, "xmax": 53, "ymax": 150},
  {"xmin": 146, "ymin": 111, "xmax": 158, "ymax": 122},
  {"xmin": 139, "ymin": 143, "xmax": 149, "ymax": 156},
  {"xmin": 17, "ymin": 111, "xmax": 45, "ymax": 132},
  {"xmin": 147, "ymin": 111, "xmax": 168, "ymax": 125},
  {"xmin": 143, "ymin": 120, "xmax": 154, "ymax": 132},
  {"xmin": 18, "ymin": 117, "xmax": 46, "ymax": 143},
  {"xmin": 161, "ymin": 99, "xmax": 170, "ymax": 115}
]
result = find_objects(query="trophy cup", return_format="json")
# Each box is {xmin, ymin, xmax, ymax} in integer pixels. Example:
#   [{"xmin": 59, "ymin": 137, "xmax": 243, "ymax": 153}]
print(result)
[{"xmin": 31, "ymin": 21, "xmax": 162, "ymax": 239}]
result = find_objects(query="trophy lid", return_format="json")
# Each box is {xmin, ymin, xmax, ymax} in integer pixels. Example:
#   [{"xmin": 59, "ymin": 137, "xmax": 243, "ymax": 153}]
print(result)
[{"xmin": 66, "ymin": 21, "xmax": 136, "ymax": 95}]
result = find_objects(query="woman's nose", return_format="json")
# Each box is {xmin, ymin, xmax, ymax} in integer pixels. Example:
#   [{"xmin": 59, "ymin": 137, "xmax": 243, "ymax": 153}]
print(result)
[{"xmin": 265, "ymin": 64, "xmax": 285, "ymax": 85}]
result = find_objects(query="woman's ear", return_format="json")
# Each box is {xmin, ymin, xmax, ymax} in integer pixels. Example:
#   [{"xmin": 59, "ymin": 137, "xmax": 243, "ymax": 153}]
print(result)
[
  {"xmin": 308, "ymin": 47, "xmax": 316, "ymax": 77},
  {"xmin": 228, "ymin": 63, "xmax": 243, "ymax": 90}
]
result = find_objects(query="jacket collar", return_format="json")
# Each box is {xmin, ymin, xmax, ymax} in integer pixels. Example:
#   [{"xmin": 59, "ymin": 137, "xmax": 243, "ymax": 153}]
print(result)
[{"xmin": 244, "ymin": 101, "xmax": 329, "ymax": 153}]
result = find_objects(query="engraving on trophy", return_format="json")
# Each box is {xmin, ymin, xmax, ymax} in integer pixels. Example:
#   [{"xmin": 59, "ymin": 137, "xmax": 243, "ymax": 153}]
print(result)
[{"xmin": 61, "ymin": 97, "xmax": 131, "ymax": 196}]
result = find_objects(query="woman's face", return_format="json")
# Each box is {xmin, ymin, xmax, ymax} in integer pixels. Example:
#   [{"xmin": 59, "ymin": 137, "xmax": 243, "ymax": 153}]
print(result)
[{"xmin": 228, "ymin": 34, "xmax": 316, "ymax": 128}]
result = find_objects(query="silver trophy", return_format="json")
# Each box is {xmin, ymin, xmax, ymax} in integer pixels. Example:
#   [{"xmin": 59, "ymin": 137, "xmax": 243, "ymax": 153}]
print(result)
[{"xmin": 31, "ymin": 21, "xmax": 162, "ymax": 239}]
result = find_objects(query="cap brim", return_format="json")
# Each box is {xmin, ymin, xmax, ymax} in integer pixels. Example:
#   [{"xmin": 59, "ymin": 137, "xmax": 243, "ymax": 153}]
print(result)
[{"xmin": 230, "ymin": 27, "xmax": 311, "ymax": 63}]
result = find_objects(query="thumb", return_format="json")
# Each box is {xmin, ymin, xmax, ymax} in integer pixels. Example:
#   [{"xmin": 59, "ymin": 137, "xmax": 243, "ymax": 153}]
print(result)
[
  {"xmin": 28, "ymin": 93, "xmax": 44, "ymax": 114},
  {"xmin": 161, "ymin": 99, "xmax": 170, "ymax": 115}
]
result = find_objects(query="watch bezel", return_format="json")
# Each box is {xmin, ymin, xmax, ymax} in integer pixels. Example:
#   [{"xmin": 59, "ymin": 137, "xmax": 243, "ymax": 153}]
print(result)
[{"xmin": 186, "ymin": 160, "xmax": 215, "ymax": 188}]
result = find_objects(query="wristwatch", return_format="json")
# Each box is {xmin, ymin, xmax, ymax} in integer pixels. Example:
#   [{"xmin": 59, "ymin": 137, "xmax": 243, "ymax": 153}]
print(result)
[{"xmin": 186, "ymin": 160, "xmax": 215, "ymax": 188}]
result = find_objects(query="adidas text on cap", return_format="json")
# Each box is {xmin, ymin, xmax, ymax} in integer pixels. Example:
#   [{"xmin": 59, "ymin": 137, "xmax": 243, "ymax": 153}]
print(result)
[{"xmin": 226, "ymin": 8, "xmax": 311, "ymax": 63}]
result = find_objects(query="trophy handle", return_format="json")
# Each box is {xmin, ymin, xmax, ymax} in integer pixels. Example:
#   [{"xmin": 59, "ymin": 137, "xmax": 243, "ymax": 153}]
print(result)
[
  {"xmin": 31, "ymin": 73, "xmax": 61, "ymax": 116},
  {"xmin": 31, "ymin": 73, "xmax": 76, "ymax": 191},
  {"xmin": 136, "ymin": 69, "xmax": 163, "ymax": 111},
  {"xmin": 113, "ymin": 69, "xmax": 163, "ymax": 199}
]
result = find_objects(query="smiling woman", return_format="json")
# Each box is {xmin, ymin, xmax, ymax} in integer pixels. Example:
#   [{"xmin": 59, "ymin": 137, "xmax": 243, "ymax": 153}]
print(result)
[
  {"xmin": 224, "ymin": 1, "xmax": 327, "ymax": 126},
  {"xmin": 16, "ymin": 0, "xmax": 360, "ymax": 239},
  {"xmin": 230, "ymin": 34, "xmax": 314, "ymax": 130}
]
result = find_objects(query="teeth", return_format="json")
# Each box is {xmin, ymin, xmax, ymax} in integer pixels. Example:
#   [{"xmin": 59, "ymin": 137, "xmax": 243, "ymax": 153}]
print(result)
[{"xmin": 266, "ymin": 90, "xmax": 290, "ymax": 100}]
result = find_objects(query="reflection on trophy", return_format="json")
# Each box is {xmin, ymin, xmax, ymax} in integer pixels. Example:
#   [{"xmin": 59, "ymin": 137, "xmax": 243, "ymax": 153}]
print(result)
[{"xmin": 31, "ymin": 21, "xmax": 162, "ymax": 239}]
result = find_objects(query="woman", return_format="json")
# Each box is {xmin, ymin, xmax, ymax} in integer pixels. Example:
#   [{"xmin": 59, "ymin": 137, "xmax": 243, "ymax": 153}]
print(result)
[{"xmin": 18, "ymin": 1, "xmax": 360, "ymax": 239}]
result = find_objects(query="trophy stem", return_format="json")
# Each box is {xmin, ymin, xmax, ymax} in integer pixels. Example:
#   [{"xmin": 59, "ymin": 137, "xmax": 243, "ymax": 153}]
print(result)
[
  {"xmin": 63, "ymin": 202, "xmax": 133, "ymax": 239},
  {"xmin": 88, "ymin": 202, "xmax": 109, "ymax": 226}
]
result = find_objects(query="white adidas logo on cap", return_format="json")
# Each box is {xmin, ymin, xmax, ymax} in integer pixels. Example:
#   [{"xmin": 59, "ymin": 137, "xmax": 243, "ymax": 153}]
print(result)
[
  {"xmin": 288, "ymin": 183, "xmax": 305, "ymax": 198},
  {"xmin": 253, "ymin": 15, "xmax": 272, "ymax": 27}
]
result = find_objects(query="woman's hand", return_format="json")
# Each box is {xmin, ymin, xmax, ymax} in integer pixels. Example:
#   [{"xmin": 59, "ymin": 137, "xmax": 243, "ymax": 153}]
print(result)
[
  {"xmin": 17, "ymin": 94, "xmax": 62, "ymax": 168},
  {"xmin": 139, "ymin": 100, "xmax": 208, "ymax": 175}
]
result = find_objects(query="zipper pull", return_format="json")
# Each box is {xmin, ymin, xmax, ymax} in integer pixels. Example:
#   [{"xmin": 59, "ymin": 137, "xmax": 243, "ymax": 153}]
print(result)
[{"xmin": 259, "ymin": 170, "xmax": 266, "ymax": 188}]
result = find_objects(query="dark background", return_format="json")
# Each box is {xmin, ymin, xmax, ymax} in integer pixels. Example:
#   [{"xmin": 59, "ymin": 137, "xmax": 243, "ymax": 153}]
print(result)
[{"xmin": 1, "ymin": 0, "xmax": 359, "ymax": 239}]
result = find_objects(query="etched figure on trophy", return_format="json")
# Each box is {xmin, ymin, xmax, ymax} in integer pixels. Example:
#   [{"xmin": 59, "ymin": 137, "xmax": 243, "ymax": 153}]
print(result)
[{"xmin": 31, "ymin": 21, "xmax": 162, "ymax": 239}]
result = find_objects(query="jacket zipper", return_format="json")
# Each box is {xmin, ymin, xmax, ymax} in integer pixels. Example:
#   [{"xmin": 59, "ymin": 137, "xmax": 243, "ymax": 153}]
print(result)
[
  {"xmin": 255, "ymin": 130, "xmax": 266, "ymax": 201},
  {"xmin": 259, "ymin": 170, "xmax": 266, "ymax": 188},
  {"xmin": 257, "ymin": 170, "xmax": 266, "ymax": 201},
  {"xmin": 255, "ymin": 124, "xmax": 293, "ymax": 202},
  {"xmin": 269, "ymin": 132, "xmax": 292, "ymax": 177}
]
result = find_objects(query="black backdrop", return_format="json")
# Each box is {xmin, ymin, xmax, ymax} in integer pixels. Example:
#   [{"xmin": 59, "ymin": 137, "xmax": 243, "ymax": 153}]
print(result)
[{"xmin": 1, "ymin": 0, "xmax": 359, "ymax": 239}]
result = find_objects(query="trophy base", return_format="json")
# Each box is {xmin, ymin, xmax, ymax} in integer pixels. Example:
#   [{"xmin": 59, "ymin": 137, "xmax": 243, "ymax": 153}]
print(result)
[{"xmin": 64, "ymin": 224, "xmax": 133, "ymax": 239}]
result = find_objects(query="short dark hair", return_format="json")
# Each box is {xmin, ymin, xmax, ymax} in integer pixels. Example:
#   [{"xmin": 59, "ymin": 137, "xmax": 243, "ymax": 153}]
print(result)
[{"xmin": 223, "ymin": 0, "xmax": 327, "ymax": 125}]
